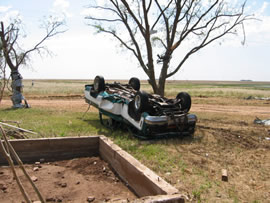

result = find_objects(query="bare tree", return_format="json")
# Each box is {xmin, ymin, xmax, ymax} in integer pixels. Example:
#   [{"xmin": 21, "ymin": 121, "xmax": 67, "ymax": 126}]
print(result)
[
  {"xmin": 0, "ymin": 42, "xmax": 8, "ymax": 104},
  {"xmin": 85, "ymin": 0, "xmax": 253, "ymax": 96},
  {"xmin": 0, "ymin": 17, "xmax": 66, "ymax": 108}
]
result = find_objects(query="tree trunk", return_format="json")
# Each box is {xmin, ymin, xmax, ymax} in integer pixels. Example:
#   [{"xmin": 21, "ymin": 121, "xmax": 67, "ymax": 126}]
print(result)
[
  {"xmin": 151, "ymin": 60, "xmax": 170, "ymax": 97},
  {"xmin": 1, "ymin": 22, "xmax": 30, "ymax": 108},
  {"xmin": 148, "ymin": 77, "xmax": 166, "ymax": 97},
  {"xmin": 146, "ymin": 62, "xmax": 159, "ymax": 94},
  {"xmin": 0, "ymin": 76, "xmax": 7, "ymax": 104},
  {"xmin": 0, "ymin": 63, "xmax": 7, "ymax": 104},
  {"xmin": 156, "ymin": 79, "xmax": 166, "ymax": 96},
  {"xmin": 10, "ymin": 70, "xmax": 30, "ymax": 108}
]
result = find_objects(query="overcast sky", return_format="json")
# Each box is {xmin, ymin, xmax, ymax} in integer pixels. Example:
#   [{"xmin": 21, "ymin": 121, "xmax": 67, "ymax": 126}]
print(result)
[{"xmin": 0, "ymin": 0, "xmax": 270, "ymax": 81}]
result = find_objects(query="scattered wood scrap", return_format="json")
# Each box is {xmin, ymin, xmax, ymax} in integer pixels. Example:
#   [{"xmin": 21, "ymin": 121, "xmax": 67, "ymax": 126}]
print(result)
[
  {"xmin": 222, "ymin": 169, "xmax": 228, "ymax": 182},
  {"xmin": 0, "ymin": 121, "xmax": 37, "ymax": 139}
]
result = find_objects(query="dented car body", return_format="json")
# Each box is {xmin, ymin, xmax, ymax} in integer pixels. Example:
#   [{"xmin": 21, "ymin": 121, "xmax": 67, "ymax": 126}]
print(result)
[{"xmin": 84, "ymin": 76, "xmax": 197, "ymax": 138}]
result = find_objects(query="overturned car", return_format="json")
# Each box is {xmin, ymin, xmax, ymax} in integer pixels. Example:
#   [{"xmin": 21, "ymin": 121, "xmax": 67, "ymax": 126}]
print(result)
[{"xmin": 84, "ymin": 76, "xmax": 197, "ymax": 138}]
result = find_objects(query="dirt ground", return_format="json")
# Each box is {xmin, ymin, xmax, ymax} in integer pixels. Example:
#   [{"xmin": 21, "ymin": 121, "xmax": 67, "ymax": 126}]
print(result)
[
  {"xmin": 1, "ymin": 98, "xmax": 270, "ymax": 202},
  {"xmin": 172, "ymin": 98, "xmax": 270, "ymax": 202},
  {"xmin": 0, "ymin": 157, "xmax": 136, "ymax": 203}
]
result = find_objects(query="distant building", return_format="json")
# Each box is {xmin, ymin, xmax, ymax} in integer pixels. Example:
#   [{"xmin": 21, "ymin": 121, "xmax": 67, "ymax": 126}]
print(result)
[{"xmin": 240, "ymin": 80, "xmax": 253, "ymax": 82}]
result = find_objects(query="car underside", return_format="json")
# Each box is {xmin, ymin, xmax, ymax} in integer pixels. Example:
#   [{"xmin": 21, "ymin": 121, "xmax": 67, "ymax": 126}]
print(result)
[{"xmin": 84, "ymin": 76, "xmax": 197, "ymax": 138}]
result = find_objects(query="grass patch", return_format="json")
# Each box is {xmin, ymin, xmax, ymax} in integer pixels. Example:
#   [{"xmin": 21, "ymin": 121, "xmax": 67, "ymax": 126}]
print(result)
[{"xmin": 0, "ymin": 107, "xmax": 104, "ymax": 137}]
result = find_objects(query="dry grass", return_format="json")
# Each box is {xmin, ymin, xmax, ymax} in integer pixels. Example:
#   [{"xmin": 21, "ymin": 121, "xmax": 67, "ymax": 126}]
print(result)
[{"xmin": 3, "ymin": 79, "xmax": 267, "ymax": 99}]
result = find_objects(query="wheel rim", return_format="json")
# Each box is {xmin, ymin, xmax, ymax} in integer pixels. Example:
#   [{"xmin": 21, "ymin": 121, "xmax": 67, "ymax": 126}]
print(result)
[{"xmin": 134, "ymin": 95, "xmax": 141, "ymax": 110}]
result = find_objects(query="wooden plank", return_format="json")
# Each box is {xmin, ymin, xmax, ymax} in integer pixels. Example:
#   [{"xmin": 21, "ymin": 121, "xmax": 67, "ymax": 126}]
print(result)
[
  {"xmin": 99, "ymin": 136, "xmax": 179, "ymax": 197},
  {"xmin": 0, "ymin": 121, "xmax": 37, "ymax": 134},
  {"xmin": 0, "ymin": 136, "xmax": 99, "ymax": 165},
  {"xmin": 138, "ymin": 194, "xmax": 185, "ymax": 203}
]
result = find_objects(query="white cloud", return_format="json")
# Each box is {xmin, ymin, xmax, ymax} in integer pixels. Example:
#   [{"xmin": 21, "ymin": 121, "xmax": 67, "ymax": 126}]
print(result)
[
  {"xmin": 51, "ymin": 0, "xmax": 72, "ymax": 18},
  {"xmin": 80, "ymin": 7, "xmax": 91, "ymax": 16},
  {"xmin": 258, "ymin": 1, "xmax": 269, "ymax": 15},
  {"xmin": 245, "ymin": 16, "xmax": 270, "ymax": 45},
  {"xmin": 0, "ymin": 5, "xmax": 12, "ymax": 13},
  {"xmin": 53, "ymin": 0, "xmax": 70, "ymax": 9},
  {"xmin": 80, "ymin": 1, "xmax": 114, "ymax": 18},
  {"xmin": 244, "ymin": 1, "xmax": 270, "ymax": 46},
  {"xmin": 216, "ymin": 1, "xmax": 270, "ymax": 47},
  {"xmin": 0, "ymin": 9, "xmax": 21, "ymax": 24}
]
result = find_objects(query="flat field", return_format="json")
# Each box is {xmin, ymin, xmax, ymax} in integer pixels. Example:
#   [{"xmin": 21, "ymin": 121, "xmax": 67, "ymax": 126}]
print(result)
[{"xmin": 0, "ymin": 79, "xmax": 270, "ymax": 202}]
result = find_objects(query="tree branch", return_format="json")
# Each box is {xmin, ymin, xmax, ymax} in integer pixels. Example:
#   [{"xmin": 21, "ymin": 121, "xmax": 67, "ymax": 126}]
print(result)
[
  {"xmin": 167, "ymin": 6, "xmax": 248, "ymax": 78},
  {"xmin": 121, "ymin": 0, "xmax": 146, "ymax": 36},
  {"xmin": 18, "ymin": 21, "xmax": 66, "ymax": 67},
  {"xmin": 85, "ymin": 16, "xmax": 122, "ymax": 23},
  {"xmin": 151, "ymin": 0, "xmax": 173, "ymax": 32}
]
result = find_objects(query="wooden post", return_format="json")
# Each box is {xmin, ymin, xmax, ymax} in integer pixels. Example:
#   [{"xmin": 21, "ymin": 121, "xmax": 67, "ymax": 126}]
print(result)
[{"xmin": 222, "ymin": 169, "xmax": 228, "ymax": 182}]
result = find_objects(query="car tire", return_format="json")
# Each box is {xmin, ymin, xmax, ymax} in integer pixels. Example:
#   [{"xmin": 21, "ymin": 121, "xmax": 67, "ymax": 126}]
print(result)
[
  {"xmin": 134, "ymin": 91, "xmax": 149, "ymax": 115},
  {"xmin": 93, "ymin": 75, "xmax": 105, "ymax": 93},
  {"xmin": 129, "ymin": 77, "xmax": 140, "ymax": 91},
  {"xmin": 176, "ymin": 92, "xmax": 191, "ymax": 113}
]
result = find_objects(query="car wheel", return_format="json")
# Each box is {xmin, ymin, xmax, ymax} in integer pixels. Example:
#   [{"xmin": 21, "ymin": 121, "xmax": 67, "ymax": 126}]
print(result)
[
  {"xmin": 134, "ymin": 91, "xmax": 149, "ymax": 115},
  {"xmin": 93, "ymin": 75, "xmax": 105, "ymax": 93},
  {"xmin": 129, "ymin": 77, "xmax": 140, "ymax": 91},
  {"xmin": 176, "ymin": 92, "xmax": 191, "ymax": 113}
]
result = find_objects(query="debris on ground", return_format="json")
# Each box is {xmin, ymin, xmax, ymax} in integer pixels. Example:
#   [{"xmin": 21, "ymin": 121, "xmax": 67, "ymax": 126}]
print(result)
[
  {"xmin": 0, "ymin": 120, "xmax": 37, "ymax": 139},
  {"xmin": 253, "ymin": 117, "xmax": 270, "ymax": 126},
  {"xmin": 0, "ymin": 183, "xmax": 8, "ymax": 191},
  {"xmin": 245, "ymin": 96, "xmax": 270, "ymax": 101},
  {"xmin": 31, "ymin": 176, "xmax": 38, "ymax": 182},
  {"xmin": 87, "ymin": 196, "xmax": 95, "ymax": 202},
  {"xmin": 221, "ymin": 169, "xmax": 228, "ymax": 182}
]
